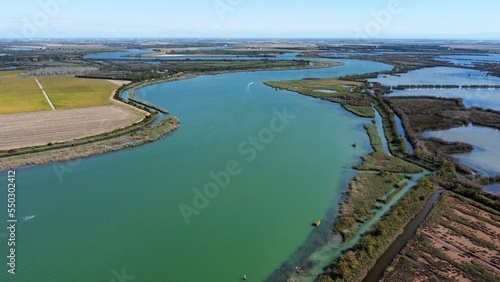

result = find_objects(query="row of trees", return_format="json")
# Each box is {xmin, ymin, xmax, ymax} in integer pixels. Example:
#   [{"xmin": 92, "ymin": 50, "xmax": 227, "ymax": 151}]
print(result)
[{"xmin": 393, "ymin": 84, "xmax": 500, "ymax": 90}]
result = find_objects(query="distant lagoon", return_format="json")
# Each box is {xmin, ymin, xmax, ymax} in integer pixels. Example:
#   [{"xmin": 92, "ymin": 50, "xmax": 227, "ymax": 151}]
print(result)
[
  {"xmin": 422, "ymin": 124, "xmax": 500, "ymax": 176},
  {"xmin": 84, "ymin": 49, "xmax": 302, "ymax": 61},
  {"xmin": 372, "ymin": 67, "xmax": 500, "ymax": 86},
  {"xmin": 379, "ymin": 67, "xmax": 500, "ymax": 111},
  {"xmin": 377, "ymin": 66, "xmax": 500, "ymax": 176},
  {"xmin": 437, "ymin": 54, "xmax": 500, "ymax": 66}
]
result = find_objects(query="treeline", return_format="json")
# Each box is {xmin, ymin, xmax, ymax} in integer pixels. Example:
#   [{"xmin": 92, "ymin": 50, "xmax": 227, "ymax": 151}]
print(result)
[
  {"xmin": 444, "ymin": 179, "xmax": 500, "ymax": 211},
  {"xmin": 23, "ymin": 66, "xmax": 99, "ymax": 76},
  {"xmin": 393, "ymin": 84, "xmax": 500, "ymax": 90},
  {"xmin": 338, "ymin": 72, "xmax": 379, "ymax": 81},
  {"xmin": 467, "ymin": 174, "xmax": 500, "ymax": 186}
]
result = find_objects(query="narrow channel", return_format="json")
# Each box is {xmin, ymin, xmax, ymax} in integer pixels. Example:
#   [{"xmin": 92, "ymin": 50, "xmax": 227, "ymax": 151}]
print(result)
[
  {"xmin": 392, "ymin": 110, "xmax": 414, "ymax": 154},
  {"xmin": 373, "ymin": 106, "xmax": 391, "ymax": 155},
  {"xmin": 362, "ymin": 189, "xmax": 443, "ymax": 282}
]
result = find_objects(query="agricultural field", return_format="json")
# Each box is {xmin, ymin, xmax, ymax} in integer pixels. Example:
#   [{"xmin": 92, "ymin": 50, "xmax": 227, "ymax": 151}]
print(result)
[
  {"xmin": 0, "ymin": 105, "xmax": 142, "ymax": 150},
  {"xmin": 0, "ymin": 71, "xmax": 52, "ymax": 114},
  {"xmin": 382, "ymin": 192, "xmax": 500, "ymax": 282},
  {"xmin": 0, "ymin": 71, "xmax": 119, "ymax": 114},
  {"xmin": 37, "ymin": 76, "xmax": 116, "ymax": 109}
]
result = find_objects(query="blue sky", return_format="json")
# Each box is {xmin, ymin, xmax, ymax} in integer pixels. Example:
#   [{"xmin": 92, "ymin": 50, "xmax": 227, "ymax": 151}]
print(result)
[{"xmin": 2, "ymin": 0, "xmax": 500, "ymax": 39}]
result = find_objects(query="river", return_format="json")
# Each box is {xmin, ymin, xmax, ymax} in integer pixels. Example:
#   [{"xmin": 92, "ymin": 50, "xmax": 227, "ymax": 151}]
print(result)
[{"xmin": 0, "ymin": 58, "xmax": 394, "ymax": 281}]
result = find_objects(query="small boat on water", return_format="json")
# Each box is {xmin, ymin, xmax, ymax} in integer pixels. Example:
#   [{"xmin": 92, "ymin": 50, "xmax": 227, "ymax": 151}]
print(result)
[{"xmin": 313, "ymin": 220, "xmax": 321, "ymax": 227}]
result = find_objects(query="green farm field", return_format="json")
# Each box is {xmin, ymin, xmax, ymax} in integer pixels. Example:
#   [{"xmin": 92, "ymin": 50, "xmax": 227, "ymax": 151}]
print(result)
[
  {"xmin": 0, "ymin": 71, "xmax": 117, "ymax": 114},
  {"xmin": 0, "ymin": 71, "xmax": 51, "ymax": 114},
  {"xmin": 37, "ymin": 76, "xmax": 116, "ymax": 109}
]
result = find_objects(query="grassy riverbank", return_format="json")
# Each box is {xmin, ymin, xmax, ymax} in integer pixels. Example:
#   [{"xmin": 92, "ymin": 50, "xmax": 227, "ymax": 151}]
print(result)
[
  {"xmin": 319, "ymin": 169, "xmax": 445, "ymax": 282},
  {"xmin": 335, "ymin": 123, "xmax": 423, "ymax": 241},
  {"xmin": 121, "ymin": 72, "xmax": 198, "ymax": 113},
  {"xmin": 265, "ymin": 78, "xmax": 374, "ymax": 118},
  {"xmin": 354, "ymin": 124, "xmax": 421, "ymax": 173}
]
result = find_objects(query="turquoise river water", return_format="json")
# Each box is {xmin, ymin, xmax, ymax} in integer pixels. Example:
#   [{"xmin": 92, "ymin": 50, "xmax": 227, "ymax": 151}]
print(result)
[{"xmin": 0, "ymin": 60, "xmax": 393, "ymax": 281}]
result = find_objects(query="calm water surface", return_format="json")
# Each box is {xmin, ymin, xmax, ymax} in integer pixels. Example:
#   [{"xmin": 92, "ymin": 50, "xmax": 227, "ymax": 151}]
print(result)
[
  {"xmin": 376, "ymin": 67, "xmax": 500, "ymax": 111},
  {"xmin": 485, "ymin": 184, "xmax": 500, "ymax": 195},
  {"xmin": 422, "ymin": 124, "xmax": 500, "ymax": 176},
  {"xmin": 437, "ymin": 54, "xmax": 500, "ymax": 66},
  {"xmin": 372, "ymin": 67, "xmax": 500, "ymax": 86},
  {"xmin": 388, "ymin": 88, "xmax": 500, "ymax": 111}
]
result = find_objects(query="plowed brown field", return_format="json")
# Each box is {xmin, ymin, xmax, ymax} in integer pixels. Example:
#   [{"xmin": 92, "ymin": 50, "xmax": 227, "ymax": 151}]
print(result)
[{"xmin": 0, "ymin": 105, "xmax": 142, "ymax": 150}]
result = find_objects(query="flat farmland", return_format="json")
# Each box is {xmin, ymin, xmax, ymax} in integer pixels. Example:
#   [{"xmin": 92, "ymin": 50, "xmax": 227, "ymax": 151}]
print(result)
[
  {"xmin": 0, "ymin": 71, "xmax": 51, "ymax": 114},
  {"xmin": 37, "ymin": 76, "xmax": 116, "ymax": 109},
  {"xmin": 0, "ymin": 105, "xmax": 143, "ymax": 150}
]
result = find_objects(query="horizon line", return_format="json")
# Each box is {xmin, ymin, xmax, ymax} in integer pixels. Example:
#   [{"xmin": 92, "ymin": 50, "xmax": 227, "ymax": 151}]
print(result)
[{"xmin": 2, "ymin": 37, "xmax": 500, "ymax": 42}]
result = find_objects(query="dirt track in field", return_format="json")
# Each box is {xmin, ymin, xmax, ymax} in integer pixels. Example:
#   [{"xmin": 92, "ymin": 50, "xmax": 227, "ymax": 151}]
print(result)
[{"xmin": 0, "ymin": 105, "xmax": 142, "ymax": 150}]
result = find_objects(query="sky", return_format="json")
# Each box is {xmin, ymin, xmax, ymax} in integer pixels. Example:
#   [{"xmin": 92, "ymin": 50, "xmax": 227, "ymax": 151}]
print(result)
[{"xmin": 1, "ymin": 0, "xmax": 500, "ymax": 39}]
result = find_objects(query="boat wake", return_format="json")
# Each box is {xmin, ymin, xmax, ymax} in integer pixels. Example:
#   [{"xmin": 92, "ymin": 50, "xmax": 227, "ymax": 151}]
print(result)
[
  {"xmin": 246, "ymin": 81, "xmax": 254, "ymax": 92},
  {"xmin": 21, "ymin": 215, "xmax": 36, "ymax": 222}
]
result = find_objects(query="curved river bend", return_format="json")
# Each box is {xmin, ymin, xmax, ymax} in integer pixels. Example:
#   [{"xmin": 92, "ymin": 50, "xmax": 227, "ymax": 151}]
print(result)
[{"xmin": 0, "ymin": 59, "xmax": 392, "ymax": 281}]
